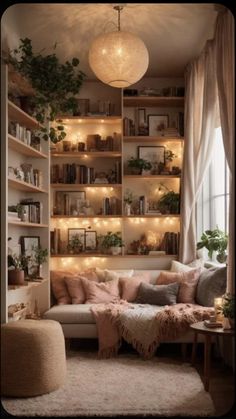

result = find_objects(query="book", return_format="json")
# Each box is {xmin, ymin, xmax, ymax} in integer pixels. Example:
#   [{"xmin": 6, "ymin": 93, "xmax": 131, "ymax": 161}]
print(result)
[{"xmin": 204, "ymin": 320, "xmax": 223, "ymax": 328}]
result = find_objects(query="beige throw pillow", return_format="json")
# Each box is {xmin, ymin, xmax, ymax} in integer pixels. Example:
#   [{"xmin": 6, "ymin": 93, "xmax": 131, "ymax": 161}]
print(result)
[
  {"xmin": 156, "ymin": 269, "xmax": 201, "ymax": 304},
  {"xmin": 80, "ymin": 277, "xmax": 120, "ymax": 304}
]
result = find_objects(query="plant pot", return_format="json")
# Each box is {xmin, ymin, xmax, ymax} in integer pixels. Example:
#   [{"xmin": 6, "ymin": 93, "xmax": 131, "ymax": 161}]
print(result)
[
  {"xmin": 124, "ymin": 203, "xmax": 131, "ymax": 216},
  {"xmin": 130, "ymin": 168, "xmax": 141, "ymax": 175},
  {"xmin": 216, "ymin": 253, "xmax": 227, "ymax": 263},
  {"xmin": 110, "ymin": 246, "xmax": 122, "ymax": 255},
  {"xmin": 8, "ymin": 269, "xmax": 25, "ymax": 285}
]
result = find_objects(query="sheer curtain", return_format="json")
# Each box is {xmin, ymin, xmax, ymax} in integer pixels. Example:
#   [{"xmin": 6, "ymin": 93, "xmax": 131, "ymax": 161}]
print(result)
[
  {"xmin": 214, "ymin": 9, "xmax": 235, "ymax": 293},
  {"xmin": 179, "ymin": 40, "xmax": 218, "ymax": 263}
]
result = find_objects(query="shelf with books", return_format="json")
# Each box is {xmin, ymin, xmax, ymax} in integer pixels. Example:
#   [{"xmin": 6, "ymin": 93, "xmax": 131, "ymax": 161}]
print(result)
[
  {"xmin": 8, "ymin": 135, "xmax": 48, "ymax": 158},
  {"xmin": 51, "ymin": 183, "xmax": 122, "ymax": 189},
  {"xmin": 51, "ymin": 151, "xmax": 122, "ymax": 158},
  {"xmin": 51, "ymin": 215, "xmax": 122, "ymax": 219},
  {"xmin": 8, "ymin": 221, "xmax": 48, "ymax": 227},
  {"xmin": 8, "ymin": 177, "xmax": 48, "ymax": 193}
]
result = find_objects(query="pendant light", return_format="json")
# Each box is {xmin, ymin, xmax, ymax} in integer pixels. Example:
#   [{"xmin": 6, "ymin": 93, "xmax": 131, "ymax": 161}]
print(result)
[{"xmin": 88, "ymin": 6, "xmax": 149, "ymax": 88}]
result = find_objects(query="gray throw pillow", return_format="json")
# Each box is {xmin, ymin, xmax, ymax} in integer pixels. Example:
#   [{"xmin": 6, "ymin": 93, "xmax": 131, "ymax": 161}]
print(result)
[
  {"xmin": 196, "ymin": 266, "xmax": 227, "ymax": 307},
  {"xmin": 135, "ymin": 282, "xmax": 179, "ymax": 305}
]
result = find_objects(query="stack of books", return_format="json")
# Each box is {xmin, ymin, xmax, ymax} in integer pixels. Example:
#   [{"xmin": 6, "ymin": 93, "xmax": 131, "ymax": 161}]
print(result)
[{"xmin": 204, "ymin": 320, "xmax": 223, "ymax": 328}]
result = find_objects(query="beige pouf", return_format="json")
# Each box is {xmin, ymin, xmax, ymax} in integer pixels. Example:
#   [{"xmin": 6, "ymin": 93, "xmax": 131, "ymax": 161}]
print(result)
[{"xmin": 1, "ymin": 319, "xmax": 66, "ymax": 397}]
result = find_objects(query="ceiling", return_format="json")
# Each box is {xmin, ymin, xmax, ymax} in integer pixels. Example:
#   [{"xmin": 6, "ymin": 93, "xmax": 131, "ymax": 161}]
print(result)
[{"xmin": 2, "ymin": 3, "xmax": 218, "ymax": 79}]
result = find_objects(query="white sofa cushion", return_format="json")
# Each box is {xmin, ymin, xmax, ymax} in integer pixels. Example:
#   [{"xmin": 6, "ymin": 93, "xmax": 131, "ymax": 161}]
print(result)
[{"xmin": 43, "ymin": 304, "xmax": 95, "ymax": 324}]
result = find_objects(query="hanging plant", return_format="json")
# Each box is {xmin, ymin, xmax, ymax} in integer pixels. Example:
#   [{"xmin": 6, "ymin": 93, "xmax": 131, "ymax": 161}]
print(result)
[{"xmin": 7, "ymin": 38, "xmax": 86, "ymax": 143}]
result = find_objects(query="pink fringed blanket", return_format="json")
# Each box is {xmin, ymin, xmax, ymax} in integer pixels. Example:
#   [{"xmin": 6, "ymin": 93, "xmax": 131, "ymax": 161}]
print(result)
[{"xmin": 91, "ymin": 303, "xmax": 214, "ymax": 359}]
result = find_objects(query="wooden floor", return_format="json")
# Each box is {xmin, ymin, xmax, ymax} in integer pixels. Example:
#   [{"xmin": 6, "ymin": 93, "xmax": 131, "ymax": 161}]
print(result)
[{"xmin": 69, "ymin": 339, "xmax": 235, "ymax": 417}]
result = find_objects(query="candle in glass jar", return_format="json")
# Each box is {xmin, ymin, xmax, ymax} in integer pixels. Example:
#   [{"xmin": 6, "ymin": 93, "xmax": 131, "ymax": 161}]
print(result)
[{"xmin": 214, "ymin": 297, "xmax": 223, "ymax": 321}]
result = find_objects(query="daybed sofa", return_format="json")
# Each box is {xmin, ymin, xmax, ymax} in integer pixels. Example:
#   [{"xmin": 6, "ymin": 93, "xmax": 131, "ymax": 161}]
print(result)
[{"xmin": 43, "ymin": 265, "xmax": 227, "ymax": 346}]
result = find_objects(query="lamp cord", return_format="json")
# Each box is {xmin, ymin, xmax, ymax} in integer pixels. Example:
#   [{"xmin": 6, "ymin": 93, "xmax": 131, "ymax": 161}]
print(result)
[{"xmin": 114, "ymin": 5, "xmax": 123, "ymax": 31}]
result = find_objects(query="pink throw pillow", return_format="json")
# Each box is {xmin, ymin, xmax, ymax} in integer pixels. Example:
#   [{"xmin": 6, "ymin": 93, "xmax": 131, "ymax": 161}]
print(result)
[
  {"xmin": 156, "ymin": 269, "xmax": 201, "ymax": 303},
  {"xmin": 65, "ymin": 271, "xmax": 99, "ymax": 304},
  {"xmin": 50, "ymin": 271, "xmax": 75, "ymax": 304},
  {"xmin": 119, "ymin": 274, "xmax": 151, "ymax": 302},
  {"xmin": 80, "ymin": 277, "xmax": 120, "ymax": 304}
]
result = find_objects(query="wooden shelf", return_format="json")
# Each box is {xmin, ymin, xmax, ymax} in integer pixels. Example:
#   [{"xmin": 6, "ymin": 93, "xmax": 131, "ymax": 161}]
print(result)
[
  {"xmin": 8, "ymin": 134, "xmax": 48, "ymax": 158},
  {"xmin": 123, "ymin": 136, "xmax": 184, "ymax": 143},
  {"xmin": 50, "ymin": 183, "xmax": 122, "ymax": 189},
  {"xmin": 123, "ymin": 96, "xmax": 184, "ymax": 107},
  {"xmin": 8, "ymin": 100, "xmax": 44, "ymax": 129},
  {"xmin": 8, "ymin": 278, "xmax": 48, "ymax": 291},
  {"xmin": 51, "ymin": 215, "xmax": 122, "ymax": 219},
  {"xmin": 8, "ymin": 177, "xmax": 48, "ymax": 193},
  {"xmin": 51, "ymin": 151, "xmax": 121, "ymax": 158},
  {"xmin": 123, "ymin": 215, "xmax": 180, "ymax": 218},
  {"xmin": 123, "ymin": 175, "xmax": 181, "ymax": 179},
  {"xmin": 8, "ymin": 220, "xmax": 48, "ymax": 227},
  {"xmin": 56, "ymin": 116, "xmax": 122, "ymax": 124},
  {"xmin": 51, "ymin": 254, "xmax": 177, "ymax": 258}
]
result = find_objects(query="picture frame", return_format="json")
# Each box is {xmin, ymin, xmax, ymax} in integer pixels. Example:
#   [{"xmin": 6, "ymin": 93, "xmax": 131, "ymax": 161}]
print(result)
[
  {"xmin": 85, "ymin": 230, "xmax": 97, "ymax": 252},
  {"xmin": 20, "ymin": 236, "xmax": 40, "ymax": 277},
  {"xmin": 55, "ymin": 191, "xmax": 86, "ymax": 216},
  {"xmin": 68, "ymin": 228, "xmax": 85, "ymax": 251},
  {"xmin": 138, "ymin": 146, "xmax": 165, "ymax": 165},
  {"xmin": 148, "ymin": 114, "xmax": 169, "ymax": 136}
]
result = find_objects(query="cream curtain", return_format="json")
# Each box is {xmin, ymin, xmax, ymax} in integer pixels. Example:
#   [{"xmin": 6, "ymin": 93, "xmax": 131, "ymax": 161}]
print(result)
[
  {"xmin": 179, "ymin": 40, "xmax": 218, "ymax": 263},
  {"xmin": 214, "ymin": 9, "xmax": 235, "ymax": 293}
]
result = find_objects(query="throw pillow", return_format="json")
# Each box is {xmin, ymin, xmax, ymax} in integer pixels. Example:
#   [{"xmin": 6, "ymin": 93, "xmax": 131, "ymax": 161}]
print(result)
[
  {"xmin": 196, "ymin": 266, "xmax": 227, "ymax": 307},
  {"xmin": 79, "ymin": 268, "xmax": 99, "ymax": 282},
  {"xmin": 156, "ymin": 269, "xmax": 201, "ymax": 304},
  {"xmin": 80, "ymin": 277, "xmax": 120, "ymax": 304},
  {"xmin": 119, "ymin": 274, "xmax": 151, "ymax": 302},
  {"xmin": 95, "ymin": 268, "xmax": 134, "ymax": 282},
  {"xmin": 64, "ymin": 276, "xmax": 86, "ymax": 304},
  {"xmin": 171, "ymin": 259, "xmax": 205, "ymax": 273},
  {"xmin": 50, "ymin": 270, "xmax": 75, "ymax": 304},
  {"xmin": 136, "ymin": 282, "xmax": 179, "ymax": 305}
]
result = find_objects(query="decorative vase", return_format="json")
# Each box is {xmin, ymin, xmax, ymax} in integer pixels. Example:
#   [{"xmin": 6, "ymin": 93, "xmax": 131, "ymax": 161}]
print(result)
[
  {"xmin": 8, "ymin": 269, "xmax": 25, "ymax": 285},
  {"xmin": 124, "ymin": 203, "xmax": 131, "ymax": 216},
  {"xmin": 110, "ymin": 246, "xmax": 121, "ymax": 255}
]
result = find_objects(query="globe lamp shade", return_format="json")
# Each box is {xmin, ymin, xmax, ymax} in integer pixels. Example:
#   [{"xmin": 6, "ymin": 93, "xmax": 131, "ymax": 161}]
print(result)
[{"xmin": 89, "ymin": 31, "xmax": 149, "ymax": 88}]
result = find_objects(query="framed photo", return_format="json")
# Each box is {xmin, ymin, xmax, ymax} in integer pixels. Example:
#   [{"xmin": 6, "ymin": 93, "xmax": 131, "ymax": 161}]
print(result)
[
  {"xmin": 55, "ymin": 191, "xmax": 86, "ymax": 216},
  {"xmin": 148, "ymin": 114, "xmax": 169, "ymax": 136},
  {"xmin": 68, "ymin": 228, "xmax": 85, "ymax": 251},
  {"xmin": 138, "ymin": 146, "xmax": 165, "ymax": 165},
  {"xmin": 85, "ymin": 230, "xmax": 97, "ymax": 252},
  {"xmin": 20, "ymin": 236, "xmax": 40, "ymax": 277}
]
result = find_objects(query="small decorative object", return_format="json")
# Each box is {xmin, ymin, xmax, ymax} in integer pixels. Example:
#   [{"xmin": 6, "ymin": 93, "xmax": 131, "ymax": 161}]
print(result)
[
  {"xmin": 214, "ymin": 297, "xmax": 223, "ymax": 322},
  {"xmin": 21, "ymin": 163, "xmax": 33, "ymax": 184},
  {"xmin": 171, "ymin": 166, "xmax": 181, "ymax": 175},
  {"xmin": 164, "ymin": 148, "xmax": 177, "ymax": 172},
  {"xmin": 78, "ymin": 142, "xmax": 85, "ymax": 151},
  {"xmin": 124, "ymin": 189, "xmax": 134, "ymax": 216},
  {"xmin": 148, "ymin": 115, "xmax": 169, "ymax": 136},
  {"xmin": 68, "ymin": 228, "xmax": 85, "ymax": 252},
  {"xmin": 85, "ymin": 230, "xmax": 97, "ymax": 252},
  {"xmin": 138, "ymin": 146, "xmax": 165, "ymax": 170},
  {"xmin": 196, "ymin": 227, "xmax": 228, "ymax": 262},
  {"xmin": 20, "ymin": 236, "xmax": 40, "ymax": 278},
  {"xmin": 127, "ymin": 157, "xmax": 152, "ymax": 175},
  {"xmin": 63, "ymin": 141, "xmax": 72, "ymax": 152},
  {"xmin": 222, "ymin": 293, "xmax": 235, "ymax": 329},
  {"xmin": 100, "ymin": 231, "xmax": 124, "ymax": 255},
  {"xmin": 74, "ymin": 98, "xmax": 90, "ymax": 116},
  {"xmin": 30, "ymin": 245, "xmax": 48, "ymax": 279},
  {"xmin": 15, "ymin": 167, "xmax": 25, "ymax": 181},
  {"xmin": 8, "ymin": 303, "xmax": 28, "ymax": 321}
]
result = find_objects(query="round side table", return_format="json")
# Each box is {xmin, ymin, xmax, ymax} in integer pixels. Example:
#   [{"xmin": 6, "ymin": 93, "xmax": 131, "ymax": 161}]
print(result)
[{"xmin": 190, "ymin": 321, "xmax": 234, "ymax": 392}]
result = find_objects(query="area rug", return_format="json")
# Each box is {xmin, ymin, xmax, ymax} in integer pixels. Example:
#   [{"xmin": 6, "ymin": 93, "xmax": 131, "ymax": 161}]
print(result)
[{"xmin": 2, "ymin": 351, "xmax": 215, "ymax": 417}]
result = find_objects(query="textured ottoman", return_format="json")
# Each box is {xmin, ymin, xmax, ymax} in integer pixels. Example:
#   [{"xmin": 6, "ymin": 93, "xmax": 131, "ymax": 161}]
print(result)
[{"xmin": 1, "ymin": 319, "xmax": 66, "ymax": 397}]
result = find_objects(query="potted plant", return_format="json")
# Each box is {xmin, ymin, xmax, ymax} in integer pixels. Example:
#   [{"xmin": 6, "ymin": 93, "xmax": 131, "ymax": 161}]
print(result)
[
  {"xmin": 100, "ymin": 231, "xmax": 124, "ymax": 255},
  {"xmin": 164, "ymin": 149, "xmax": 177, "ymax": 172},
  {"xmin": 127, "ymin": 157, "xmax": 152, "ymax": 175},
  {"xmin": 67, "ymin": 234, "xmax": 83, "ymax": 254},
  {"xmin": 124, "ymin": 189, "xmax": 134, "ymax": 216},
  {"xmin": 8, "ymin": 253, "xmax": 31, "ymax": 285},
  {"xmin": 7, "ymin": 38, "xmax": 86, "ymax": 144},
  {"xmin": 158, "ymin": 191, "xmax": 180, "ymax": 214},
  {"xmin": 196, "ymin": 227, "xmax": 228, "ymax": 262},
  {"xmin": 222, "ymin": 293, "xmax": 235, "ymax": 329},
  {"xmin": 31, "ymin": 245, "xmax": 48, "ymax": 279}
]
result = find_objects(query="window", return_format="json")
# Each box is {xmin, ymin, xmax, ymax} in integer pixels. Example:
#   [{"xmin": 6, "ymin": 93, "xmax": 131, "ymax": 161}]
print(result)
[{"xmin": 196, "ymin": 127, "xmax": 229, "ymax": 242}]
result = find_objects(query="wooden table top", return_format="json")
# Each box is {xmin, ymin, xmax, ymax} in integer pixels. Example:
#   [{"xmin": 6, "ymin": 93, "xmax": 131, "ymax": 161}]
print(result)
[{"xmin": 190, "ymin": 321, "xmax": 235, "ymax": 336}]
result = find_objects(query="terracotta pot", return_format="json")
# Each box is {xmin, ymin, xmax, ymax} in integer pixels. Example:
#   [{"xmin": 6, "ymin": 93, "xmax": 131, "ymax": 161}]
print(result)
[{"xmin": 8, "ymin": 269, "xmax": 25, "ymax": 285}]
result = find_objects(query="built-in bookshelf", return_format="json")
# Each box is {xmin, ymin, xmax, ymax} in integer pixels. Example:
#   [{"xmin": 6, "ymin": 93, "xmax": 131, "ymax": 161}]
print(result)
[
  {"xmin": 1, "ymin": 64, "xmax": 50, "ymax": 323},
  {"xmin": 50, "ymin": 80, "xmax": 184, "ymax": 270}
]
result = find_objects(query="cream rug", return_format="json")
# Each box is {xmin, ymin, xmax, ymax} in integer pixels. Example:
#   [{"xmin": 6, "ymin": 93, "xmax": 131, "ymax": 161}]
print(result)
[{"xmin": 2, "ymin": 351, "xmax": 215, "ymax": 417}]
